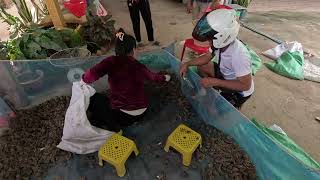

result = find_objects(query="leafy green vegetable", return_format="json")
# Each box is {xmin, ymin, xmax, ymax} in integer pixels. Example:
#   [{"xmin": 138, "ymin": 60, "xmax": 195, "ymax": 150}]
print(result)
[
  {"xmin": 59, "ymin": 28, "xmax": 84, "ymax": 48},
  {"xmin": 44, "ymin": 29, "xmax": 68, "ymax": 49},
  {"xmin": 82, "ymin": 15, "xmax": 116, "ymax": 47},
  {"xmin": 22, "ymin": 41, "xmax": 44, "ymax": 59},
  {"xmin": 4, "ymin": 27, "xmax": 85, "ymax": 60},
  {"xmin": 37, "ymin": 35, "xmax": 64, "ymax": 51},
  {"xmin": 69, "ymin": 31, "xmax": 84, "ymax": 48},
  {"xmin": 22, "ymin": 33, "xmax": 29, "ymax": 42},
  {"xmin": 6, "ymin": 40, "xmax": 25, "ymax": 60}
]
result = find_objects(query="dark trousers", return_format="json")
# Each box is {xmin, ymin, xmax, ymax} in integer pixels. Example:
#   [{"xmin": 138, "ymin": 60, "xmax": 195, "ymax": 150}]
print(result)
[
  {"xmin": 127, "ymin": 0, "xmax": 154, "ymax": 42},
  {"xmin": 87, "ymin": 93, "xmax": 145, "ymax": 132},
  {"xmin": 213, "ymin": 63, "xmax": 251, "ymax": 109},
  {"xmin": 220, "ymin": 92, "xmax": 251, "ymax": 109}
]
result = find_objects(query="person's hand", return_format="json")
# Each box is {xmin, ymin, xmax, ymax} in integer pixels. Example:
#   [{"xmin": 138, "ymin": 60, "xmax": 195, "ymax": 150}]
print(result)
[
  {"xmin": 186, "ymin": 3, "xmax": 192, "ymax": 14},
  {"xmin": 164, "ymin": 74, "xmax": 171, "ymax": 82},
  {"xmin": 200, "ymin": 77, "xmax": 218, "ymax": 88},
  {"xmin": 80, "ymin": 79, "xmax": 87, "ymax": 85},
  {"xmin": 180, "ymin": 63, "xmax": 189, "ymax": 77}
]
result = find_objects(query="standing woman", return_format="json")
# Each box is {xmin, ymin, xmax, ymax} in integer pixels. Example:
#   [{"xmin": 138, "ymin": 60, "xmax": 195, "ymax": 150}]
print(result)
[{"xmin": 127, "ymin": 0, "xmax": 159, "ymax": 46}]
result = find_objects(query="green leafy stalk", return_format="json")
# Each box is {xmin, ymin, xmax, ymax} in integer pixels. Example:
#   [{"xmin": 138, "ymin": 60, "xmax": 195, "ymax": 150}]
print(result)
[
  {"xmin": 0, "ymin": 6, "xmax": 26, "ymax": 38},
  {"xmin": 30, "ymin": 0, "xmax": 48, "ymax": 17},
  {"xmin": 6, "ymin": 40, "xmax": 25, "ymax": 60},
  {"xmin": 12, "ymin": 0, "xmax": 32, "ymax": 24},
  {"xmin": 38, "ymin": 0, "xmax": 48, "ymax": 15},
  {"xmin": 0, "ymin": 0, "xmax": 48, "ymax": 38}
]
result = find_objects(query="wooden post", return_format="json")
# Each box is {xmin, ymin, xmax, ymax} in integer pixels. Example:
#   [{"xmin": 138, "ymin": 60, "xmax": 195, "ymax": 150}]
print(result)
[{"xmin": 45, "ymin": 0, "xmax": 66, "ymax": 29}]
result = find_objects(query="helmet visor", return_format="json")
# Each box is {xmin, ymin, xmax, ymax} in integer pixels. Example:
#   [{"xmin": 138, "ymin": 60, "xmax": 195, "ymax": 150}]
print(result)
[{"xmin": 192, "ymin": 13, "xmax": 218, "ymax": 42}]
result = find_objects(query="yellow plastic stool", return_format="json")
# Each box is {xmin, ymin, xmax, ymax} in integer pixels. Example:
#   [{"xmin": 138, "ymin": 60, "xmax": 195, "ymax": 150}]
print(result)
[
  {"xmin": 98, "ymin": 134, "xmax": 139, "ymax": 177},
  {"xmin": 164, "ymin": 124, "xmax": 202, "ymax": 166}
]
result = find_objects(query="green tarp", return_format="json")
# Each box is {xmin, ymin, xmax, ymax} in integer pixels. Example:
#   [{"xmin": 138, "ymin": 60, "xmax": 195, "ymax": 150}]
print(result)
[
  {"xmin": 246, "ymin": 45, "xmax": 262, "ymax": 75},
  {"xmin": 265, "ymin": 51, "xmax": 304, "ymax": 80},
  {"xmin": 252, "ymin": 119, "xmax": 320, "ymax": 170}
]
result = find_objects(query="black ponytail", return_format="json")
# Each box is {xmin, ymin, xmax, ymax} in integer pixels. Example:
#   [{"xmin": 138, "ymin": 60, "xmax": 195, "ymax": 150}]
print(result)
[{"xmin": 115, "ymin": 28, "xmax": 137, "ymax": 56}]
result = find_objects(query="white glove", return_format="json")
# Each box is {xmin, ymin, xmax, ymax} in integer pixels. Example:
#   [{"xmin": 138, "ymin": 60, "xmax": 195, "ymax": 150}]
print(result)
[{"xmin": 165, "ymin": 74, "xmax": 171, "ymax": 82}]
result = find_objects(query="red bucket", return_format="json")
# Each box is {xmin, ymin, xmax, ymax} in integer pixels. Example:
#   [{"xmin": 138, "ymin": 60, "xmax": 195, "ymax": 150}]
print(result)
[
  {"xmin": 205, "ymin": 4, "xmax": 232, "ymax": 12},
  {"xmin": 64, "ymin": 0, "xmax": 87, "ymax": 17}
]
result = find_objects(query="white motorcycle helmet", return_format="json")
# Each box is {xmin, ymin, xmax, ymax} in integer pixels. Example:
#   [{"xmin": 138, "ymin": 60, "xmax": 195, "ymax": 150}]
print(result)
[{"xmin": 192, "ymin": 9, "xmax": 240, "ymax": 49}]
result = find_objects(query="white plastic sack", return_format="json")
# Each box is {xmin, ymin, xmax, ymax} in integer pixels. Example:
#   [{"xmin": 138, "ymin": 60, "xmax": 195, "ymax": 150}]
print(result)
[
  {"xmin": 269, "ymin": 124, "xmax": 287, "ymax": 136},
  {"xmin": 57, "ymin": 82, "xmax": 113, "ymax": 154},
  {"xmin": 262, "ymin": 41, "xmax": 303, "ymax": 60},
  {"xmin": 304, "ymin": 59, "xmax": 320, "ymax": 83},
  {"xmin": 262, "ymin": 41, "xmax": 320, "ymax": 82}
]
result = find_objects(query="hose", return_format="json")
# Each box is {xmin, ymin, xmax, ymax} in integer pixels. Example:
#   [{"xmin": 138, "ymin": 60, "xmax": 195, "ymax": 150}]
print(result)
[
  {"xmin": 240, "ymin": 21, "xmax": 315, "ymax": 56},
  {"xmin": 240, "ymin": 22, "xmax": 283, "ymax": 44}
]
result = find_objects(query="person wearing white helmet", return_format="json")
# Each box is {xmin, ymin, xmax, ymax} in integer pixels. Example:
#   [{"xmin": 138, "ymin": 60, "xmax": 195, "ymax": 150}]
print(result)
[{"xmin": 180, "ymin": 9, "xmax": 254, "ymax": 109}]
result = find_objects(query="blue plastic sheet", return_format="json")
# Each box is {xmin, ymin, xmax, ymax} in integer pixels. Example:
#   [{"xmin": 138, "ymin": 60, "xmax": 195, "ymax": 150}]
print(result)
[
  {"xmin": 0, "ymin": 98, "xmax": 12, "ymax": 117},
  {"xmin": 0, "ymin": 48, "xmax": 319, "ymax": 179},
  {"xmin": 162, "ymin": 50, "xmax": 320, "ymax": 179},
  {"xmin": 0, "ymin": 56, "xmax": 109, "ymax": 107}
]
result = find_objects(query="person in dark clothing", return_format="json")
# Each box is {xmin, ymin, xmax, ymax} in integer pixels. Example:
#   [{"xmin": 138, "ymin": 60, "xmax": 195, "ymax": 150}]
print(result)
[
  {"xmin": 82, "ymin": 28, "xmax": 170, "ymax": 132},
  {"xmin": 127, "ymin": 0, "xmax": 159, "ymax": 46}
]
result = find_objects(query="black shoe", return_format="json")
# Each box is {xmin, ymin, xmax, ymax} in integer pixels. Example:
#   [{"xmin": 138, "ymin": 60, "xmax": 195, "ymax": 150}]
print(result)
[
  {"xmin": 137, "ymin": 42, "xmax": 145, "ymax": 48},
  {"xmin": 149, "ymin": 41, "xmax": 160, "ymax": 46}
]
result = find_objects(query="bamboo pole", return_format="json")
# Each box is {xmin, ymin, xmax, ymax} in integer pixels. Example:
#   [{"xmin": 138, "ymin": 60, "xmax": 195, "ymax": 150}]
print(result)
[{"xmin": 45, "ymin": 0, "xmax": 66, "ymax": 29}]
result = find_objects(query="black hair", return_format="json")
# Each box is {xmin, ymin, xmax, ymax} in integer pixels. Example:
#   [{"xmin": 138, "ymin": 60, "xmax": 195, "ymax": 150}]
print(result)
[{"xmin": 115, "ymin": 28, "xmax": 137, "ymax": 56}]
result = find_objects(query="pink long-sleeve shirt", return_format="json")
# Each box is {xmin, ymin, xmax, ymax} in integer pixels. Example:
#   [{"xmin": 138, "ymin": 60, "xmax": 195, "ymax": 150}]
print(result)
[{"xmin": 83, "ymin": 55, "xmax": 165, "ymax": 110}]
